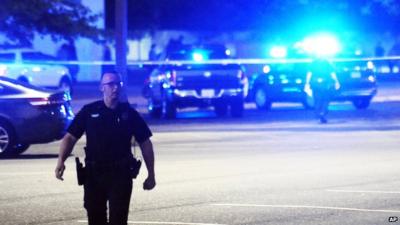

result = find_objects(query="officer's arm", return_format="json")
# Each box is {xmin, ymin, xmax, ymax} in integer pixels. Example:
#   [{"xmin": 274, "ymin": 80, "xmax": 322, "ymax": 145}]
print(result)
[
  {"xmin": 139, "ymin": 139, "xmax": 156, "ymax": 190},
  {"xmin": 55, "ymin": 133, "xmax": 78, "ymax": 180},
  {"xmin": 305, "ymin": 71, "xmax": 312, "ymax": 85},
  {"xmin": 331, "ymin": 72, "xmax": 340, "ymax": 90},
  {"xmin": 304, "ymin": 71, "xmax": 312, "ymax": 94}
]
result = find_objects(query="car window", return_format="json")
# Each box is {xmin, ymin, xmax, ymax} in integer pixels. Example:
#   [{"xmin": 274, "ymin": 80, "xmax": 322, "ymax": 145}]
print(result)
[
  {"xmin": 167, "ymin": 45, "xmax": 229, "ymax": 60},
  {"xmin": 0, "ymin": 53, "xmax": 16, "ymax": 63},
  {"xmin": 21, "ymin": 52, "xmax": 56, "ymax": 62}
]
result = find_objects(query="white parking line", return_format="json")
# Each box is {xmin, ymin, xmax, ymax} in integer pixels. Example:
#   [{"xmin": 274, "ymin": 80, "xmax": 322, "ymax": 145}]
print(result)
[
  {"xmin": 211, "ymin": 203, "xmax": 400, "ymax": 213},
  {"xmin": 77, "ymin": 220, "xmax": 226, "ymax": 225},
  {"xmin": 326, "ymin": 189, "xmax": 400, "ymax": 194},
  {"xmin": 374, "ymin": 96, "xmax": 400, "ymax": 102}
]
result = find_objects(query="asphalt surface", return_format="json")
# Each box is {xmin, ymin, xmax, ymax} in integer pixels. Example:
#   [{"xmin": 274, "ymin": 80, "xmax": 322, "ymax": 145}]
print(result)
[{"xmin": 0, "ymin": 80, "xmax": 400, "ymax": 225}]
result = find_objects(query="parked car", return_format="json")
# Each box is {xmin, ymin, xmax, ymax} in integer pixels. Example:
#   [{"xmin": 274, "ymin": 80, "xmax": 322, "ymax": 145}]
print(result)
[
  {"xmin": 0, "ymin": 77, "xmax": 73, "ymax": 157},
  {"xmin": 0, "ymin": 48, "xmax": 73, "ymax": 93},
  {"xmin": 247, "ymin": 60, "xmax": 377, "ymax": 110},
  {"xmin": 142, "ymin": 44, "xmax": 248, "ymax": 118}
]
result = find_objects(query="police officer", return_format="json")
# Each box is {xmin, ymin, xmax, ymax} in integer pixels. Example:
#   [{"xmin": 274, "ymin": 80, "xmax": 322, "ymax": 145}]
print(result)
[
  {"xmin": 304, "ymin": 59, "xmax": 340, "ymax": 123},
  {"xmin": 55, "ymin": 71, "xmax": 156, "ymax": 225}
]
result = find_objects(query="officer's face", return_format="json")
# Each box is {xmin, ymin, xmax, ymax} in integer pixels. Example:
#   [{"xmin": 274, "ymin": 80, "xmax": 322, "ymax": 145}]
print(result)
[{"xmin": 100, "ymin": 73, "xmax": 122, "ymax": 100}]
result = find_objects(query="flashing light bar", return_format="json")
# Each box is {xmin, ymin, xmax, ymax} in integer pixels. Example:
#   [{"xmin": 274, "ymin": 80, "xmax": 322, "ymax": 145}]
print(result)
[
  {"xmin": 300, "ymin": 33, "xmax": 341, "ymax": 57},
  {"xmin": 270, "ymin": 46, "xmax": 287, "ymax": 58}
]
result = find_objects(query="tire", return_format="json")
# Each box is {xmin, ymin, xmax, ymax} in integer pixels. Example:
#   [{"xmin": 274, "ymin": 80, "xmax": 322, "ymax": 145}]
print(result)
[
  {"xmin": 149, "ymin": 107, "xmax": 162, "ymax": 118},
  {"xmin": 17, "ymin": 76, "xmax": 29, "ymax": 84},
  {"xmin": 148, "ymin": 98, "xmax": 162, "ymax": 118},
  {"xmin": 0, "ymin": 121, "xmax": 17, "ymax": 157},
  {"xmin": 59, "ymin": 77, "xmax": 73, "ymax": 95},
  {"xmin": 230, "ymin": 97, "xmax": 244, "ymax": 117},
  {"xmin": 214, "ymin": 100, "xmax": 228, "ymax": 117},
  {"xmin": 162, "ymin": 99, "xmax": 177, "ymax": 119},
  {"xmin": 254, "ymin": 87, "xmax": 272, "ymax": 110},
  {"xmin": 352, "ymin": 97, "xmax": 371, "ymax": 109},
  {"xmin": 13, "ymin": 143, "xmax": 30, "ymax": 155}
]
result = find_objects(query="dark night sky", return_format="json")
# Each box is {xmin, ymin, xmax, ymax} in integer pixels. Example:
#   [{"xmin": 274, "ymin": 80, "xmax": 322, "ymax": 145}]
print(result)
[{"xmin": 105, "ymin": 0, "xmax": 400, "ymax": 35}]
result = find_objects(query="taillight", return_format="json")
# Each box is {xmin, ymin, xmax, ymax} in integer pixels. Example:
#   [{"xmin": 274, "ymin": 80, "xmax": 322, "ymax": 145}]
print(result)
[
  {"xmin": 168, "ymin": 71, "xmax": 177, "ymax": 85},
  {"xmin": 28, "ymin": 98, "xmax": 66, "ymax": 106},
  {"xmin": 237, "ymin": 70, "xmax": 246, "ymax": 80},
  {"xmin": 238, "ymin": 70, "xmax": 249, "ymax": 98}
]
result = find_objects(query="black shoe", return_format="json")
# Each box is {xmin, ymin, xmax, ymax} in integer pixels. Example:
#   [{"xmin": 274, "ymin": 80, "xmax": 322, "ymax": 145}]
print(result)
[{"xmin": 319, "ymin": 116, "xmax": 327, "ymax": 124}]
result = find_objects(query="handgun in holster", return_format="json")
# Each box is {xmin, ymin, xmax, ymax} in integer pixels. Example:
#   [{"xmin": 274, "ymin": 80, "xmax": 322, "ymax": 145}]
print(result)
[
  {"xmin": 129, "ymin": 157, "xmax": 142, "ymax": 179},
  {"xmin": 75, "ymin": 157, "xmax": 86, "ymax": 186}
]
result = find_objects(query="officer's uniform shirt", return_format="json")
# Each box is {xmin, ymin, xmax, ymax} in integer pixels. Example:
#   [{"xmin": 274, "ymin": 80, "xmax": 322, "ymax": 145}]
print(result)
[
  {"xmin": 309, "ymin": 60, "xmax": 336, "ymax": 89},
  {"xmin": 67, "ymin": 100, "xmax": 152, "ymax": 163}
]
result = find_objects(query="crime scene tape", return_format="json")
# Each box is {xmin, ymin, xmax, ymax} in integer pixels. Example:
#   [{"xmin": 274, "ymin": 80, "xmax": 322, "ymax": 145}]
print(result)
[{"xmin": 17, "ymin": 55, "xmax": 400, "ymax": 66}]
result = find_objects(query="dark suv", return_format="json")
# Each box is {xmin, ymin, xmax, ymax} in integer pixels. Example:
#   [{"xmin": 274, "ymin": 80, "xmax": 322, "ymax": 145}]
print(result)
[
  {"xmin": 143, "ymin": 44, "xmax": 248, "ymax": 118},
  {"xmin": 247, "ymin": 60, "xmax": 377, "ymax": 110}
]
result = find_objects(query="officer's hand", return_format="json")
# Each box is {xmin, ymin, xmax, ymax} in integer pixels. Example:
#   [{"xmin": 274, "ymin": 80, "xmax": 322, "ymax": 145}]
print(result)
[
  {"xmin": 55, "ymin": 163, "xmax": 65, "ymax": 181},
  {"xmin": 304, "ymin": 84, "xmax": 312, "ymax": 96},
  {"xmin": 143, "ymin": 175, "xmax": 156, "ymax": 190},
  {"xmin": 335, "ymin": 82, "xmax": 340, "ymax": 90}
]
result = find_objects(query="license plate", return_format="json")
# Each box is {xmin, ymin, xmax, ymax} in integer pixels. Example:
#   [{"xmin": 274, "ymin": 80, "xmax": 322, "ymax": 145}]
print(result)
[
  {"xmin": 351, "ymin": 71, "xmax": 361, "ymax": 78},
  {"xmin": 201, "ymin": 89, "xmax": 215, "ymax": 98}
]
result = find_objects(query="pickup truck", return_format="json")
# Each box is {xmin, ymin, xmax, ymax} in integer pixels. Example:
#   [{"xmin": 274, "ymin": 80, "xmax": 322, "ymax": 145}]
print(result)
[{"xmin": 142, "ymin": 44, "xmax": 248, "ymax": 118}]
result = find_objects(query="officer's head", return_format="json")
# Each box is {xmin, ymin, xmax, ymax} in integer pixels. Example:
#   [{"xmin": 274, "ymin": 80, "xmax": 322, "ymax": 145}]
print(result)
[{"xmin": 100, "ymin": 71, "xmax": 123, "ymax": 101}]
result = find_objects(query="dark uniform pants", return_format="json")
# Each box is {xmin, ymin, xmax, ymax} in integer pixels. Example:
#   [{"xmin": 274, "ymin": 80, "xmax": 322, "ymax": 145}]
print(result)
[
  {"xmin": 312, "ymin": 85, "xmax": 333, "ymax": 118},
  {"xmin": 84, "ymin": 167, "xmax": 132, "ymax": 225}
]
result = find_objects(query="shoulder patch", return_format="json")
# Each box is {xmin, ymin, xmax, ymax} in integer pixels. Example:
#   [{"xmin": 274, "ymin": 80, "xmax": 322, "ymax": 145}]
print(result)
[{"xmin": 121, "ymin": 112, "xmax": 129, "ymax": 121}]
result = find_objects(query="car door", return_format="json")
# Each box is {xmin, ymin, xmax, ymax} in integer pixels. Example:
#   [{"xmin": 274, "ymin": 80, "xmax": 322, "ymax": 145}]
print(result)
[
  {"xmin": 0, "ymin": 52, "xmax": 21, "ymax": 80},
  {"xmin": 20, "ymin": 51, "xmax": 61, "ymax": 87}
]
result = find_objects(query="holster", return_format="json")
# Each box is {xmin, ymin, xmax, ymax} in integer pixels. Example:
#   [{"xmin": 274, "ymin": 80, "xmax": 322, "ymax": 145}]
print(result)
[
  {"xmin": 129, "ymin": 157, "xmax": 142, "ymax": 179},
  {"xmin": 75, "ymin": 157, "xmax": 86, "ymax": 186}
]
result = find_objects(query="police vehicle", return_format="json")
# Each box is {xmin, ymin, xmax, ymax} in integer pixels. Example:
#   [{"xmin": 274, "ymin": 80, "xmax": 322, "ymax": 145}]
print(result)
[{"xmin": 247, "ymin": 60, "xmax": 377, "ymax": 110}]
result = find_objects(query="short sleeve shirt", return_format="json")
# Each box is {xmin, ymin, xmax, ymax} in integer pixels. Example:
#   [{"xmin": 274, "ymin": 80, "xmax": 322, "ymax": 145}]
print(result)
[
  {"xmin": 67, "ymin": 100, "xmax": 152, "ymax": 162},
  {"xmin": 308, "ymin": 60, "xmax": 336, "ymax": 87}
]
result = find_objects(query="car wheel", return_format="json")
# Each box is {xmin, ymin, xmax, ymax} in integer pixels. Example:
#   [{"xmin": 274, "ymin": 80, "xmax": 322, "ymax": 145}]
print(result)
[
  {"xmin": 59, "ymin": 77, "xmax": 73, "ymax": 94},
  {"xmin": 17, "ymin": 76, "xmax": 29, "ymax": 84},
  {"xmin": 352, "ymin": 97, "xmax": 371, "ymax": 109},
  {"xmin": 254, "ymin": 87, "xmax": 272, "ymax": 110},
  {"xmin": 214, "ymin": 100, "xmax": 228, "ymax": 117},
  {"xmin": 13, "ymin": 143, "xmax": 30, "ymax": 154},
  {"xmin": 230, "ymin": 97, "xmax": 244, "ymax": 117},
  {"xmin": 148, "ymin": 99, "xmax": 162, "ymax": 118},
  {"xmin": 162, "ymin": 99, "xmax": 177, "ymax": 119},
  {"xmin": 0, "ymin": 121, "xmax": 16, "ymax": 157}
]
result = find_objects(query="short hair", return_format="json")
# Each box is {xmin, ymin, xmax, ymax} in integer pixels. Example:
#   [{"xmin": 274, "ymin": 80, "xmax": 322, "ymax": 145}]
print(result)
[{"xmin": 100, "ymin": 70, "xmax": 121, "ymax": 81}]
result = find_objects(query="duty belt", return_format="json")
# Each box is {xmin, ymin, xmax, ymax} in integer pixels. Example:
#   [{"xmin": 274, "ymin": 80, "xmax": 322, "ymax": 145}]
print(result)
[{"xmin": 85, "ymin": 157, "xmax": 131, "ymax": 171}]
